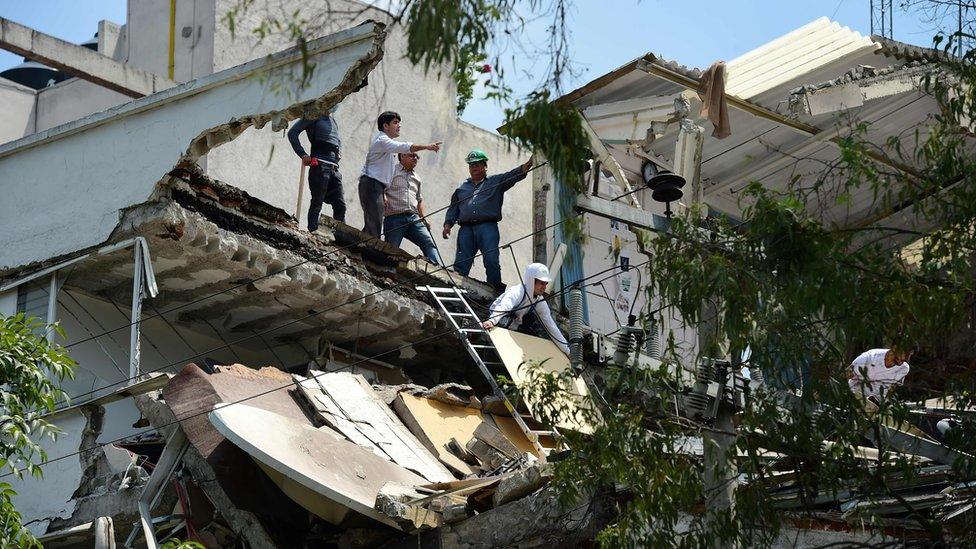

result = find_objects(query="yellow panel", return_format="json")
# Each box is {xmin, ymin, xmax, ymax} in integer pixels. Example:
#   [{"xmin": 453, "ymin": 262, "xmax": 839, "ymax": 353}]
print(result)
[{"xmin": 488, "ymin": 328, "xmax": 599, "ymax": 434}]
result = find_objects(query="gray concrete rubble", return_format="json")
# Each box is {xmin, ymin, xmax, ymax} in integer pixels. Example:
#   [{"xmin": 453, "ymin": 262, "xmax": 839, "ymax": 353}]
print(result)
[
  {"xmin": 27, "ymin": 403, "xmax": 176, "ymax": 547},
  {"xmin": 117, "ymin": 362, "xmax": 614, "ymax": 548}
]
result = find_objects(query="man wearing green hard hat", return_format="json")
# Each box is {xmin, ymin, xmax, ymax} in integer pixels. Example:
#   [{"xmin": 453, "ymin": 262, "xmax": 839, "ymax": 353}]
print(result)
[{"xmin": 443, "ymin": 149, "xmax": 533, "ymax": 292}]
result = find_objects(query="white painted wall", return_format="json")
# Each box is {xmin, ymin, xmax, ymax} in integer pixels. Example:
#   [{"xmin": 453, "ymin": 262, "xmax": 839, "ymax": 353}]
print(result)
[
  {"xmin": 126, "ymin": 0, "xmax": 216, "ymax": 82},
  {"xmin": 0, "ymin": 79, "xmax": 36, "ymax": 144},
  {"xmin": 34, "ymin": 78, "xmax": 131, "ymax": 132},
  {"xmin": 206, "ymin": 0, "xmax": 532, "ymax": 286},
  {"xmin": 0, "ymin": 25, "xmax": 379, "ymax": 272},
  {"xmin": 8, "ymin": 412, "xmax": 84, "ymax": 537},
  {"xmin": 0, "ymin": 288, "xmax": 16, "ymax": 316}
]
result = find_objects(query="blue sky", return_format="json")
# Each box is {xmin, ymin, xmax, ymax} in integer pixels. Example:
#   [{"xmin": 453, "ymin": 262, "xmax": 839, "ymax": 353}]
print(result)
[{"xmin": 0, "ymin": 1, "xmax": 943, "ymax": 130}]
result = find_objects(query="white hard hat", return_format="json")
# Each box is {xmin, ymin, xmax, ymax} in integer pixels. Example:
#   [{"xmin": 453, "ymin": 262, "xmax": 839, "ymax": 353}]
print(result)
[{"xmin": 532, "ymin": 264, "xmax": 552, "ymax": 283}]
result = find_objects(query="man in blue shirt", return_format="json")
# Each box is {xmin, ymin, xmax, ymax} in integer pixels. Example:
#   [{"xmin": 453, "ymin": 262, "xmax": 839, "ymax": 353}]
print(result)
[
  {"xmin": 442, "ymin": 150, "xmax": 532, "ymax": 292},
  {"xmin": 287, "ymin": 112, "xmax": 344, "ymax": 232}
]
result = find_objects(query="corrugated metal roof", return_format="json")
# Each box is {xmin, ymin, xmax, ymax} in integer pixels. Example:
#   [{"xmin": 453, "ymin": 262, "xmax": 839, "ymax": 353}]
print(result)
[{"xmin": 564, "ymin": 17, "xmax": 964, "ymax": 231}]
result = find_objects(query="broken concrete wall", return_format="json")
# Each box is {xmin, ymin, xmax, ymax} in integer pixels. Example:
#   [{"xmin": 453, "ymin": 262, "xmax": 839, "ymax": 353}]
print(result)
[
  {"xmin": 436, "ymin": 487, "xmax": 611, "ymax": 549},
  {"xmin": 207, "ymin": 0, "xmax": 532, "ymax": 287},
  {"xmin": 9, "ymin": 403, "xmax": 159, "ymax": 540},
  {"xmin": 134, "ymin": 365, "xmax": 323, "ymax": 547},
  {"xmin": 9, "ymin": 412, "xmax": 85, "ymax": 537},
  {"xmin": 0, "ymin": 22, "xmax": 384, "ymax": 272}
]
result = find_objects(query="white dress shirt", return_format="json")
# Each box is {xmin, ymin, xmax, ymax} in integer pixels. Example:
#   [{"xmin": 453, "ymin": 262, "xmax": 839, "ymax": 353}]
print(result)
[{"xmin": 361, "ymin": 131, "xmax": 413, "ymax": 187}]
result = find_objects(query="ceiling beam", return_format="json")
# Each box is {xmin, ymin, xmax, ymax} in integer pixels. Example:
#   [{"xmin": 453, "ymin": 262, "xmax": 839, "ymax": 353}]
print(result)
[
  {"xmin": 0, "ymin": 17, "xmax": 174, "ymax": 98},
  {"xmin": 635, "ymin": 59, "xmax": 924, "ymax": 182}
]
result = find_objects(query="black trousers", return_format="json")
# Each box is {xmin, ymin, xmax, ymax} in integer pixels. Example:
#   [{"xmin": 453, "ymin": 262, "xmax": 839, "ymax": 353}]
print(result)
[
  {"xmin": 498, "ymin": 307, "xmax": 544, "ymax": 338},
  {"xmin": 358, "ymin": 175, "xmax": 385, "ymax": 237},
  {"xmin": 308, "ymin": 164, "xmax": 345, "ymax": 230}
]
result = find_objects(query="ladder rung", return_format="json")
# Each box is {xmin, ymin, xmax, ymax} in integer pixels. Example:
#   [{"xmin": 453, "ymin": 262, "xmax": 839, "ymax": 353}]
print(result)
[
  {"xmin": 430, "ymin": 287, "xmax": 466, "ymax": 294},
  {"xmin": 436, "ymin": 297, "xmax": 464, "ymax": 302},
  {"xmin": 447, "ymin": 311, "xmax": 476, "ymax": 318},
  {"xmin": 460, "ymin": 328, "xmax": 483, "ymax": 333},
  {"xmin": 470, "ymin": 344, "xmax": 495, "ymax": 349},
  {"xmin": 529, "ymin": 430, "xmax": 558, "ymax": 436}
]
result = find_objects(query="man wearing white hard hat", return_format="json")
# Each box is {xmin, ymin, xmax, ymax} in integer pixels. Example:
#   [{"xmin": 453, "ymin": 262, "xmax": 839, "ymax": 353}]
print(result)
[{"xmin": 482, "ymin": 263, "xmax": 570, "ymax": 356}]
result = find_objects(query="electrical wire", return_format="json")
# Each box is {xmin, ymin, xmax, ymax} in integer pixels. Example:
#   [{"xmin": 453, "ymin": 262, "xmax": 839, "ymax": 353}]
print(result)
[
  {"xmin": 6, "ymin": 258, "xmax": 648, "ymax": 479},
  {"xmin": 56, "ymin": 213, "xmax": 579, "ymax": 406},
  {"xmin": 58, "ymin": 161, "xmax": 551, "ymax": 353}
]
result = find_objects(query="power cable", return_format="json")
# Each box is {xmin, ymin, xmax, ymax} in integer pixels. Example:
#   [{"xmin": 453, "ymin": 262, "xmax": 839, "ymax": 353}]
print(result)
[
  {"xmin": 59, "ymin": 161, "xmax": 550, "ymax": 353},
  {"xmin": 57, "ymin": 213, "xmax": 578, "ymax": 406},
  {"xmin": 7, "ymin": 259, "xmax": 647, "ymax": 479}
]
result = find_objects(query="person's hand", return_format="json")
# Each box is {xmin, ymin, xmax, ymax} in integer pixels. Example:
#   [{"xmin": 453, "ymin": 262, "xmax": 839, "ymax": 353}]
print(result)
[
  {"xmin": 301, "ymin": 155, "xmax": 314, "ymax": 166},
  {"xmin": 522, "ymin": 155, "xmax": 534, "ymax": 172},
  {"xmin": 442, "ymin": 224, "xmax": 452, "ymax": 239},
  {"xmin": 482, "ymin": 320, "xmax": 495, "ymax": 330},
  {"xmin": 427, "ymin": 142, "xmax": 442, "ymax": 152}
]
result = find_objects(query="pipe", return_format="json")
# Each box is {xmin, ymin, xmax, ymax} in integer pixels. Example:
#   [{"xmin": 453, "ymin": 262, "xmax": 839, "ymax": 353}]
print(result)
[
  {"xmin": 569, "ymin": 284, "xmax": 583, "ymax": 371},
  {"xmin": 129, "ymin": 240, "xmax": 145, "ymax": 379},
  {"xmin": 168, "ymin": 0, "xmax": 176, "ymax": 80}
]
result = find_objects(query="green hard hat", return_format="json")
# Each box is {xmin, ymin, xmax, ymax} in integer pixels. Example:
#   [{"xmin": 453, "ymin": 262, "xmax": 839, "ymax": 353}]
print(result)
[{"xmin": 465, "ymin": 149, "xmax": 489, "ymax": 164}]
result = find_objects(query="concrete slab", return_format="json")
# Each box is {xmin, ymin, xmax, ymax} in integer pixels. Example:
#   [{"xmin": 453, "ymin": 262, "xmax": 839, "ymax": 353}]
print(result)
[
  {"xmin": 210, "ymin": 403, "xmax": 426, "ymax": 529},
  {"xmin": 488, "ymin": 328, "xmax": 599, "ymax": 434}
]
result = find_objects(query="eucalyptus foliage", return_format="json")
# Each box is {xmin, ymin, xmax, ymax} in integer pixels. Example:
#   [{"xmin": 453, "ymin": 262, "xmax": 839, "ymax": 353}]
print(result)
[
  {"xmin": 523, "ymin": 36, "xmax": 976, "ymax": 549},
  {"xmin": 0, "ymin": 314, "xmax": 76, "ymax": 548}
]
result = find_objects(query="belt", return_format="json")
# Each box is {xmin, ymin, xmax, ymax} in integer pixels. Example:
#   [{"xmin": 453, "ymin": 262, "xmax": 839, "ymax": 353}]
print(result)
[
  {"xmin": 459, "ymin": 219, "xmax": 499, "ymax": 226},
  {"xmin": 313, "ymin": 158, "xmax": 339, "ymax": 168}
]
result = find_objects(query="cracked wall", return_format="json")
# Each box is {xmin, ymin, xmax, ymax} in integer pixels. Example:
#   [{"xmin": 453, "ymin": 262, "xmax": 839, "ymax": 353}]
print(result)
[{"xmin": 0, "ymin": 23, "xmax": 385, "ymax": 273}]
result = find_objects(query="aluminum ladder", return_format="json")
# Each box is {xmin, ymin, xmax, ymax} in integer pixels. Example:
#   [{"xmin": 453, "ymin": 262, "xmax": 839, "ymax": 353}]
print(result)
[{"xmin": 418, "ymin": 285, "xmax": 557, "ymax": 458}]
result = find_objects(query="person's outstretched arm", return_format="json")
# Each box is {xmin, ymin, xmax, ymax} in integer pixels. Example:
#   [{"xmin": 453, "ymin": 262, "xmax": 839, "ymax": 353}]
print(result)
[
  {"xmin": 483, "ymin": 287, "xmax": 519, "ymax": 329},
  {"xmin": 538, "ymin": 301, "xmax": 570, "ymax": 356}
]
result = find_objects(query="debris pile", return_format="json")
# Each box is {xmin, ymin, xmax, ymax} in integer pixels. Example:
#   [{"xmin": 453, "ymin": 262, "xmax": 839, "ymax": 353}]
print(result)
[{"xmin": 130, "ymin": 353, "xmax": 587, "ymax": 548}]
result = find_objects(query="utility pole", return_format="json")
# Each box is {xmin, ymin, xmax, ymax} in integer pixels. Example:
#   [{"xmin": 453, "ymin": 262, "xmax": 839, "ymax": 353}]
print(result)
[
  {"xmin": 870, "ymin": 0, "xmax": 894, "ymax": 39},
  {"xmin": 698, "ymin": 298, "xmax": 737, "ymax": 546}
]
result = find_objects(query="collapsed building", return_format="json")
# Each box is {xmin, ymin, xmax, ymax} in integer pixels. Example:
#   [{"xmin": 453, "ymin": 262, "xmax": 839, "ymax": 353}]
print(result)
[{"xmin": 0, "ymin": 5, "xmax": 973, "ymax": 548}]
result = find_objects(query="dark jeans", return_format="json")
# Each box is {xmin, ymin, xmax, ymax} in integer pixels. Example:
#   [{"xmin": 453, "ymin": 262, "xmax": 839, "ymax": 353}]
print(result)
[
  {"xmin": 455, "ymin": 222, "xmax": 502, "ymax": 291},
  {"xmin": 498, "ymin": 306, "xmax": 543, "ymax": 338},
  {"xmin": 358, "ymin": 175, "xmax": 385, "ymax": 237},
  {"xmin": 308, "ymin": 164, "xmax": 345, "ymax": 230},
  {"xmin": 384, "ymin": 213, "xmax": 442, "ymax": 265}
]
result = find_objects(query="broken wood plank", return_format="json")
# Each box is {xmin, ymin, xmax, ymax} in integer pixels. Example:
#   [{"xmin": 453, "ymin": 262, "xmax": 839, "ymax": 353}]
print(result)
[
  {"xmin": 409, "ymin": 475, "xmax": 513, "ymax": 506},
  {"xmin": 465, "ymin": 438, "xmax": 507, "ymax": 470},
  {"xmin": 392, "ymin": 394, "xmax": 485, "ymax": 476},
  {"xmin": 445, "ymin": 438, "xmax": 480, "ymax": 465},
  {"xmin": 473, "ymin": 422, "xmax": 522, "ymax": 459}
]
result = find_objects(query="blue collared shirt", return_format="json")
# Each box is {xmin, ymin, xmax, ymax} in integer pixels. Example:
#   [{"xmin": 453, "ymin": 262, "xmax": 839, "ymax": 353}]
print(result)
[{"xmin": 444, "ymin": 166, "xmax": 526, "ymax": 226}]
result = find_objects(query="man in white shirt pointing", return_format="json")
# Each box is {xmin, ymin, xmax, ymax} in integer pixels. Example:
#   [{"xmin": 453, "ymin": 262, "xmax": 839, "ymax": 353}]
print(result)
[{"xmin": 359, "ymin": 111, "xmax": 441, "ymax": 237}]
